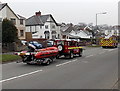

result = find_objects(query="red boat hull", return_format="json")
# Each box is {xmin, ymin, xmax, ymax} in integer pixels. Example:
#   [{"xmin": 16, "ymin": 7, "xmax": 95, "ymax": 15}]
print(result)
[{"xmin": 35, "ymin": 47, "xmax": 58, "ymax": 59}]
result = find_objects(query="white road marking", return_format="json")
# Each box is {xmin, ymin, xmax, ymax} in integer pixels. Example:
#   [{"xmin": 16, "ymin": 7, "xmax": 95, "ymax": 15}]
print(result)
[
  {"xmin": 71, "ymin": 59, "xmax": 77, "ymax": 62},
  {"xmin": 85, "ymin": 55, "xmax": 94, "ymax": 58},
  {"xmin": 56, "ymin": 61, "xmax": 72, "ymax": 67},
  {"xmin": 56, "ymin": 59, "xmax": 77, "ymax": 67},
  {"xmin": 0, "ymin": 70, "xmax": 43, "ymax": 83}
]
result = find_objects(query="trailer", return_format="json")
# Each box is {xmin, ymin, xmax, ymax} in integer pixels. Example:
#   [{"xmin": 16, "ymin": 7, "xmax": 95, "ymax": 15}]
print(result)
[{"xmin": 14, "ymin": 47, "xmax": 59, "ymax": 65}]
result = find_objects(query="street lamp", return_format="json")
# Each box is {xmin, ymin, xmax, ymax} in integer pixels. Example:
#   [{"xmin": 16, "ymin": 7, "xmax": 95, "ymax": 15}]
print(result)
[
  {"xmin": 96, "ymin": 12, "xmax": 107, "ymax": 27},
  {"xmin": 95, "ymin": 12, "xmax": 107, "ymax": 45}
]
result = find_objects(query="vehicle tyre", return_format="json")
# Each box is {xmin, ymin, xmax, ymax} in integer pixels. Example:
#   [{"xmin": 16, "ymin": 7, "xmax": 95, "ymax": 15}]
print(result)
[
  {"xmin": 78, "ymin": 51, "xmax": 82, "ymax": 57},
  {"xmin": 57, "ymin": 44, "xmax": 64, "ymax": 52},
  {"xmin": 69, "ymin": 52, "xmax": 74, "ymax": 59},
  {"xmin": 56, "ymin": 54, "xmax": 60, "ymax": 59},
  {"xmin": 46, "ymin": 60, "xmax": 50, "ymax": 65},
  {"xmin": 78, "ymin": 49, "xmax": 83, "ymax": 57},
  {"xmin": 115, "ymin": 46, "xmax": 117, "ymax": 48},
  {"xmin": 102, "ymin": 46, "xmax": 106, "ymax": 48},
  {"xmin": 42, "ymin": 58, "xmax": 51, "ymax": 66}
]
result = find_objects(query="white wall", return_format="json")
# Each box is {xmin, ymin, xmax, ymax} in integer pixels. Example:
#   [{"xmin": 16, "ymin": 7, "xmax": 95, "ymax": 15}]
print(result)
[
  {"xmin": 0, "ymin": 6, "xmax": 7, "ymax": 19},
  {"xmin": 26, "ymin": 15, "xmax": 61, "ymax": 39},
  {"xmin": 104, "ymin": 30, "xmax": 119, "ymax": 37}
]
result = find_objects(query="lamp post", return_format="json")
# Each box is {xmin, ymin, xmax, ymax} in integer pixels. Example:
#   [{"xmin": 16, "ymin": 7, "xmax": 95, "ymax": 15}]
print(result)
[{"xmin": 95, "ymin": 12, "xmax": 107, "ymax": 45}]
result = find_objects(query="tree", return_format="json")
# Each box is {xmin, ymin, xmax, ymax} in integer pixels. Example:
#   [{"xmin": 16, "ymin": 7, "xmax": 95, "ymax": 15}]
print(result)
[{"xmin": 2, "ymin": 18, "xmax": 18, "ymax": 43}]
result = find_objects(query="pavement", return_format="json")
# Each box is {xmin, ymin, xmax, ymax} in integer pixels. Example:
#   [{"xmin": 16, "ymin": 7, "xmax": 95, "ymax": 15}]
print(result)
[{"xmin": 1, "ymin": 46, "xmax": 119, "ymax": 89}]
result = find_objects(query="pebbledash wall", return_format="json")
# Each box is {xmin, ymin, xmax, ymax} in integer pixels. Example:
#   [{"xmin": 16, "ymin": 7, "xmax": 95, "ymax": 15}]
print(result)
[{"xmin": 0, "ymin": 3, "xmax": 26, "ymax": 40}]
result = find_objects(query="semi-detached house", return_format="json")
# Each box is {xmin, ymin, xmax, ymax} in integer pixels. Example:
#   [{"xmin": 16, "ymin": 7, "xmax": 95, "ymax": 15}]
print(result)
[
  {"xmin": 0, "ymin": 3, "xmax": 26, "ymax": 40},
  {"xmin": 26, "ymin": 11, "xmax": 61, "ymax": 39}
]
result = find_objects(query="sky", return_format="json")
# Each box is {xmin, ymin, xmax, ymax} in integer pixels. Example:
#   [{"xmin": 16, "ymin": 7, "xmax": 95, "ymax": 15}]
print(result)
[{"xmin": 1, "ymin": 0, "xmax": 119, "ymax": 26}]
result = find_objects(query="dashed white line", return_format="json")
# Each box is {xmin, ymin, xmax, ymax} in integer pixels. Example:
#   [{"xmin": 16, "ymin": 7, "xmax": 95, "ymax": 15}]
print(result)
[
  {"xmin": 56, "ymin": 61, "xmax": 72, "ymax": 67},
  {"xmin": 56, "ymin": 59, "xmax": 77, "ymax": 67},
  {"xmin": 71, "ymin": 59, "xmax": 77, "ymax": 62},
  {"xmin": 0, "ymin": 70, "xmax": 43, "ymax": 83},
  {"xmin": 85, "ymin": 55, "xmax": 94, "ymax": 58}
]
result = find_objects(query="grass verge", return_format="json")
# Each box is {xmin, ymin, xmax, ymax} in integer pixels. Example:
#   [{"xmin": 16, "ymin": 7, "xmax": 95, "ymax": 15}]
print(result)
[{"xmin": 0, "ymin": 54, "xmax": 21, "ymax": 63}]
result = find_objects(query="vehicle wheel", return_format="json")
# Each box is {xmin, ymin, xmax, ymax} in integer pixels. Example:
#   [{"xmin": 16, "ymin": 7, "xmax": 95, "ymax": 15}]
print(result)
[
  {"xmin": 46, "ymin": 60, "xmax": 50, "ymax": 65},
  {"xmin": 69, "ymin": 52, "xmax": 74, "ymax": 59},
  {"xmin": 56, "ymin": 54, "xmax": 60, "ymax": 59},
  {"xmin": 78, "ymin": 51, "xmax": 82, "ymax": 57},
  {"xmin": 102, "ymin": 46, "xmax": 106, "ymax": 48},
  {"xmin": 78, "ymin": 49, "xmax": 83, "ymax": 57},
  {"xmin": 57, "ymin": 44, "xmax": 64, "ymax": 52},
  {"xmin": 42, "ymin": 58, "xmax": 51, "ymax": 65},
  {"xmin": 115, "ymin": 46, "xmax": 117, "ymax": 48}
]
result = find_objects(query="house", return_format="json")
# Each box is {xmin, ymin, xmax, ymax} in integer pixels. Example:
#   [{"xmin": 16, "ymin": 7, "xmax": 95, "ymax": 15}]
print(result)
[
  {"xmin": 60, "ymin": 23, "xmax": 74, "ymax": 39},
  {"xmin": 0, "ymin": 3, "xmax": 26, "ymax": 40},
  {"xmin": 25, "ymin": 11, "xmax": 61, "ymax": 39},
  {"xmin": 101, "ymin": 25, "xmax": 119, "ymax": 38},
  {"xmin": 69, "ymin": 30, "xmax": 92, "ymax": 39},
  {"xmin": 60, "ymin": 23, "xmax": 93, "ymax": 39}
]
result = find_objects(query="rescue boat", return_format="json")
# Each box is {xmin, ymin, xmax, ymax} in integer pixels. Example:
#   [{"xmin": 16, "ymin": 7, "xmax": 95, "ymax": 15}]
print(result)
[{"xmin": 14, "ymin": 47, "xmax": 58, "ymax": 65}]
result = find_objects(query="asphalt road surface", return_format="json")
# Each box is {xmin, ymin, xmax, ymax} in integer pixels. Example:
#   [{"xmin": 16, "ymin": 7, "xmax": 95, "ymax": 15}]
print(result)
[{"xmin": 1, "ymin": 46, "xmax": 118, "ymax": 89}]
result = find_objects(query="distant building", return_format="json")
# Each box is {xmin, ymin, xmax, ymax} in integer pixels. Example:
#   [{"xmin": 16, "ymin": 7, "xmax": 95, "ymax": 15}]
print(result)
[
  {"xmin": 0, "ymin": 3, "xmax": 26, "ymax": 40},
  {"xmin": 26, "ymin": 11, "xmax": 61, "ymax": 39},
  {"xmin": 60, "ymin": 23, "xmax": 73, "ymax": 39},
  {"xmin": 102, "ymin": 26, "xmax": 119, "ymax": 38},
  {"xmin": 60, "ymin": 23, "xmax": 93, "ymax": 39}
]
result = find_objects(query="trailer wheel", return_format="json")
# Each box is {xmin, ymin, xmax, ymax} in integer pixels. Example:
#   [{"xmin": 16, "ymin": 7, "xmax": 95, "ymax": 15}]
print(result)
[
  {"xmin": 46, "ymin": 60, "xmax": 50, "ymax": 65},
  {"xmin": 42, "ymin": 58, "xmax": 52, "ymax": 65},
  {"xmin": 56, "ymin": 54, "xmax": 60, "ymax": 59}
]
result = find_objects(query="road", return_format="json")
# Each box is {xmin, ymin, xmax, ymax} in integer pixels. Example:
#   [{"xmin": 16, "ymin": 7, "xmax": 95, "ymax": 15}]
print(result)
[{"xmin": 1, "ymin": 47, "xmax": 118, "ymax": 89}]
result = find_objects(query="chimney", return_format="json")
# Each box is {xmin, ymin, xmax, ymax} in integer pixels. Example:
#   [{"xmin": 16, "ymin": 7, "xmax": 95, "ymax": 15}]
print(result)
[{"xmin": 35, "ymin": 11, "xmax": 41, "ymax": 16}]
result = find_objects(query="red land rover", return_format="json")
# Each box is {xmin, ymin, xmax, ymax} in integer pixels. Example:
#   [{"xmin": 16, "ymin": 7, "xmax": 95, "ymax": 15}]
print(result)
[{"xmin": 53, "ymin": 39, "xmax": 83, "ymax": 59}]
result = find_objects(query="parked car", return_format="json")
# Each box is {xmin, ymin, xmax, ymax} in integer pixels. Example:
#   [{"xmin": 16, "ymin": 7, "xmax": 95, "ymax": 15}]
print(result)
[
  {"xmin": 53, "ymin": 39, "xmax": 83, "ymax": 59},
  {"xmin": 21, "ymin": 40, "xmax": 27, "ymax": 45},
  {"xmin": 29, "ymin": 41, "xmax": 43, "ymax": 49},
  {"xmin": 47, "ymin": 41, "xmax": 54, "ymax": 47}
]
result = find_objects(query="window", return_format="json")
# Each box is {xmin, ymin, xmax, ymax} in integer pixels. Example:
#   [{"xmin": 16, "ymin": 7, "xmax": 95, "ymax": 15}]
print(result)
[
  {"xmin": 52, "ymin": 25, "xmax": 55, "ymax": 29},
  {"xmin": 40, "ymin": 36, "xmax": 42, "ymax": 38},
  {"xmin": 20, "ymin": 30, "xmax": 24, "ymax": 37},
  {"xmin": 44, "ymin": 31, "xmax": 50, "ymax": 39},
  {"xmin": 52, "ymin": 35, "xmax": 56, "ymax": 39},
  {"xmin": 45, "ymin": 25, "xmax": 48, "ymax": 29},
  {"xmin": 40, "ymin": 26, "xmax": 42, "ymax": 29},
  {"xmin": 11, "ymin": 18, "xmax": 16, "ymax": 25},
  {"xmin": 30, "ymin": 26, "xmax": 32, "ymax": 32},
  {"xmin": 20, "ymin": 19, "xmax": 23, "ymax": 25}
]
